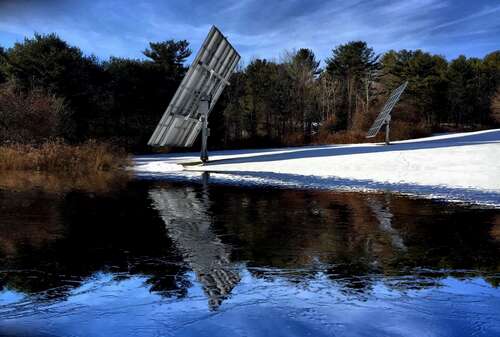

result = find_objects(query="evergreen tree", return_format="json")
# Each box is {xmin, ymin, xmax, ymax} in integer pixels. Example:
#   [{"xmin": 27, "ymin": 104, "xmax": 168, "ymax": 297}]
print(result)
[
  {"xmin": 447, "ymin": 56, "xmax": 479, "ymax": 125},
  {"xmin": 325, "ymin": 41, "xmax": 380, "ymax": 129},
  {"xmin": 104, "ymin": 39, "xmax": 192, "ymax": 150},
  {"xmin": 381, "ymin": 50, "xmax": 447, "ymax": 126},
  {"xmin": 143, "ymin": 40, "xmax": 191, "ymax": 80}
]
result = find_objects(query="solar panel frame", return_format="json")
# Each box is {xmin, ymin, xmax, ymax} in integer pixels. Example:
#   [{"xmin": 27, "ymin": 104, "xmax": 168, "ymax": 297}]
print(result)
[
  {"xmin": 366, "ymin": 81, "xmax": 408, "ymax": 138},
  {"xmin": 148, "ymin": 26, "xmax": 241, "ymax": 147}
]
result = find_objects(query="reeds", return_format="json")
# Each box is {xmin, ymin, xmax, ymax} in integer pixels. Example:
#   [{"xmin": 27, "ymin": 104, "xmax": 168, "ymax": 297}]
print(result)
[{"xmin": 0, "ymin": 140, "xmax": 130, "ymax": 173}]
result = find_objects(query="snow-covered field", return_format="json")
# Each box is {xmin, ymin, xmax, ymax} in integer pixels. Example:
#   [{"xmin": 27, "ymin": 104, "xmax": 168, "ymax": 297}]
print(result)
[{"xmin": 134, "ymin": 129, "xmax": 500, "ymax": 207}]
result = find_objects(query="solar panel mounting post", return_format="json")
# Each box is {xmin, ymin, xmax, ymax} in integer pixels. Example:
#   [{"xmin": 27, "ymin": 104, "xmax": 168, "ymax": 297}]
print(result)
[
  {"xmin": 385, "ymin": 115, "xmax": 391, "ymax": 145},
  {"xmin": 199, "ymin": 94, "xmax": 211, "ymax": 163}
]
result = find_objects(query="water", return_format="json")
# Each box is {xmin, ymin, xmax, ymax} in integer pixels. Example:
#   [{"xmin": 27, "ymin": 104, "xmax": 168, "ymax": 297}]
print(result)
[{"xmin": 0, "ymin": 177, "xmax": 499, "ymax": 337}]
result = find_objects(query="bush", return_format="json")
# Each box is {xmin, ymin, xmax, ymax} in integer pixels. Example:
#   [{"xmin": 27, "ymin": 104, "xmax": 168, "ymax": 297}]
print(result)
[
  {"xmin": 315, "ymin": 119, "xmax": 431, "ymax": 145},
  {"xmin": 385, "ymin": 121, "xmax": 431, "ymax": 140},
  {"xmin": 314, "ymin": 130, "xmax": 366, "ymax": 144},
  {"xmin": 282, "ymin": 132, "xmax": 305, "ymax": 146},
  {"xmin": 319, "ymin": 115, "xmax": 339, "ymax": 134},
  {"xmin": 0, "ymin": 82, "xmax": 68, "ymax": 144},
  {"xmin": 0, "ymin": 140, "xmax": 130, "ymax": 173}
]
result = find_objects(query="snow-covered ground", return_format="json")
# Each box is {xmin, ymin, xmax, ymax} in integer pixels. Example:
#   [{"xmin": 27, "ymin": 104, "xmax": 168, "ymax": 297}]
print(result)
[{"xmin": 134, "ymin": 129, "xmax": 500, "ymax": 207}]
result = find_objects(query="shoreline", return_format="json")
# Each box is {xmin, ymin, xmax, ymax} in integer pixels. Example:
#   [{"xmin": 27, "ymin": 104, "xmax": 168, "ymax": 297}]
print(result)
[{"xmin": 134, "ymin": 129, "xmax": 500, "ymax": 207}]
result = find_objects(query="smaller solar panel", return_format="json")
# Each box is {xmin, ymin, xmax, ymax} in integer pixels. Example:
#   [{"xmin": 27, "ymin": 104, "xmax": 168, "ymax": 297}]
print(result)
[{"xmin": 366, "ymin": 81, "xmax": 408, "ymax": 138}]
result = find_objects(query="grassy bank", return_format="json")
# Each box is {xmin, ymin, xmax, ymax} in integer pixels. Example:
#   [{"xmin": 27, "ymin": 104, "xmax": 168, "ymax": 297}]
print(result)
[
  {"xmin": 0, "ymin": 140, "xmax": 130, "ymax": 173},
  {"xmin": 0, "ymin": 170, "xmax": 130, "ymax": 193}
]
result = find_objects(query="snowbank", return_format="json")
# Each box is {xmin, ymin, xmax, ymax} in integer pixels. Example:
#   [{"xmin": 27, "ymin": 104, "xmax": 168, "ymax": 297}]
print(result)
[{"xmin": 134, "ymin": 129, "xmax": 500, "ymax": 207}]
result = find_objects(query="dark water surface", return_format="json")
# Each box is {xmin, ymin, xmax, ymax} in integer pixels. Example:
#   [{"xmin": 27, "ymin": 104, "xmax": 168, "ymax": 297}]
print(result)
[{"xmin": 0, "ymin": 178, "xmax": 499, "ymax": 337}]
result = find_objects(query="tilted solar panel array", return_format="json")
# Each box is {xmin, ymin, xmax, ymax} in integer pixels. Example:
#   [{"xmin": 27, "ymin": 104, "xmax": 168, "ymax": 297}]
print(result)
[
  {"xmin": 148, "ymin": 26, "xmax": 240, "ymax": 147},
  {"xmin": 366, "ymin": 81, "xmax": 408, "ymax": 138}
]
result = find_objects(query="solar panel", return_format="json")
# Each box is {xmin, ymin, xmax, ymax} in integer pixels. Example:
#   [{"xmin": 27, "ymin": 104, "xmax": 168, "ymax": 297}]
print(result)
[
  {"xmin": 366, "ymin": 81, "xmax": 408, "ymax": 138},
  {"xmin": 148, "ymin": 26, "xmax": 240, "ymax": 147}
]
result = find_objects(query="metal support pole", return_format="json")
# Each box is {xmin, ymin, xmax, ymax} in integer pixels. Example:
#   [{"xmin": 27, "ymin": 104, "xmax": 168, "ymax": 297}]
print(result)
[
  {"xmin": 385, "ymin": 115, "xmax": 391, "ymax": 145},
  {"xmin": 201, "ymin": 113, "xmax": 209, "ymax": 163},
  {"xmin": 199, "ymin": 95, "xmax": 211, "ymax": 163},
  {"xmin": 201, "ymin": 171, "xmax": 210, "ymax": 187}
]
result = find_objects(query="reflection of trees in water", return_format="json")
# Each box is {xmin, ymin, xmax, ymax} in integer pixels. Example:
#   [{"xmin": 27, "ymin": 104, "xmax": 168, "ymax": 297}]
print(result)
[
  {"xmin": 0, "ymin": 182, "xmax": 190, "ymax": 303},
  {"xmin": 387, "ymin": 198, "xmax": 499, "ymax": 272},
  {"xmin": 149, "ymin": 185, "xmax": 240, "ymax": 310},
  {"xmin": 0, "ymin": 189, "xmax": 63, "ymax": 257},
  {"xmin": 492, "ymin": 215, "xmax": 500, "ymax": 242},
  {"xmin": 205, "ymin": 187, "xmax": 500, "ymax": 292}
]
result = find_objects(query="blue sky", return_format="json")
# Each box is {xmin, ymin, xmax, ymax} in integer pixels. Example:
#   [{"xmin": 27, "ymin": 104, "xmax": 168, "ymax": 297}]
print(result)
[{"xmin": 0, "ymin": 0, "xmax": 499, "ymax": 65}]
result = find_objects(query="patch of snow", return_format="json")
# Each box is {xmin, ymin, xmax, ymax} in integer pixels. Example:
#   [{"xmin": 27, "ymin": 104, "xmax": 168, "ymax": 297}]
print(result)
[{"xmin": 134, "ymin": 129, "xmax": 500, "ymax": 207}]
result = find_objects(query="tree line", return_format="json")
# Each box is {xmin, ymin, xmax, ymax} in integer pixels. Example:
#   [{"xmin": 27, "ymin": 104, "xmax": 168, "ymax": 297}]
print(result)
[
  {"xmin": 0, "ymin": 34, "xmax": 499, "ymax": 151},
  {"xmin": 222, "ymin": 44, "xmax": 500, "ymax": 146},
  {"xmin": 0, "ymin": 34, "xmax": 190, "ymax": 151}
]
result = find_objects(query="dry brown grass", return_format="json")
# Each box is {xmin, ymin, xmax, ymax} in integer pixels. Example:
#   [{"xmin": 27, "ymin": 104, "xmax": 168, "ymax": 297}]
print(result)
[
  {"xmin": 388, "ymin": 121, "xmax": 431, "ymax": 140},
  {"xmin": 282, "ymin": 132, "xmax": 305, "ymax": 146},
  {"xmin": 314, "ymin": 121, "xmax": 431, "ymax": 145},
  {"xmin": 314, "ymin": 130, "xmax": 366, "ymax": 144},
  {"xmin": 0, "ymin": 140, "xmax": 130, "ymax": 173}
]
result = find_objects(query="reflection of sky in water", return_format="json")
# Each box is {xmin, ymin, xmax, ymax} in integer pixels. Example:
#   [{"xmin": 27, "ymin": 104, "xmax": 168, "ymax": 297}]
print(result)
[
  {"xmin": 0, "ymin": 290, "xmax": 24, "ymax": 306},
  {"xmin": 1, "ymin": 270, "xmax": 500, "ymax": 337}
]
